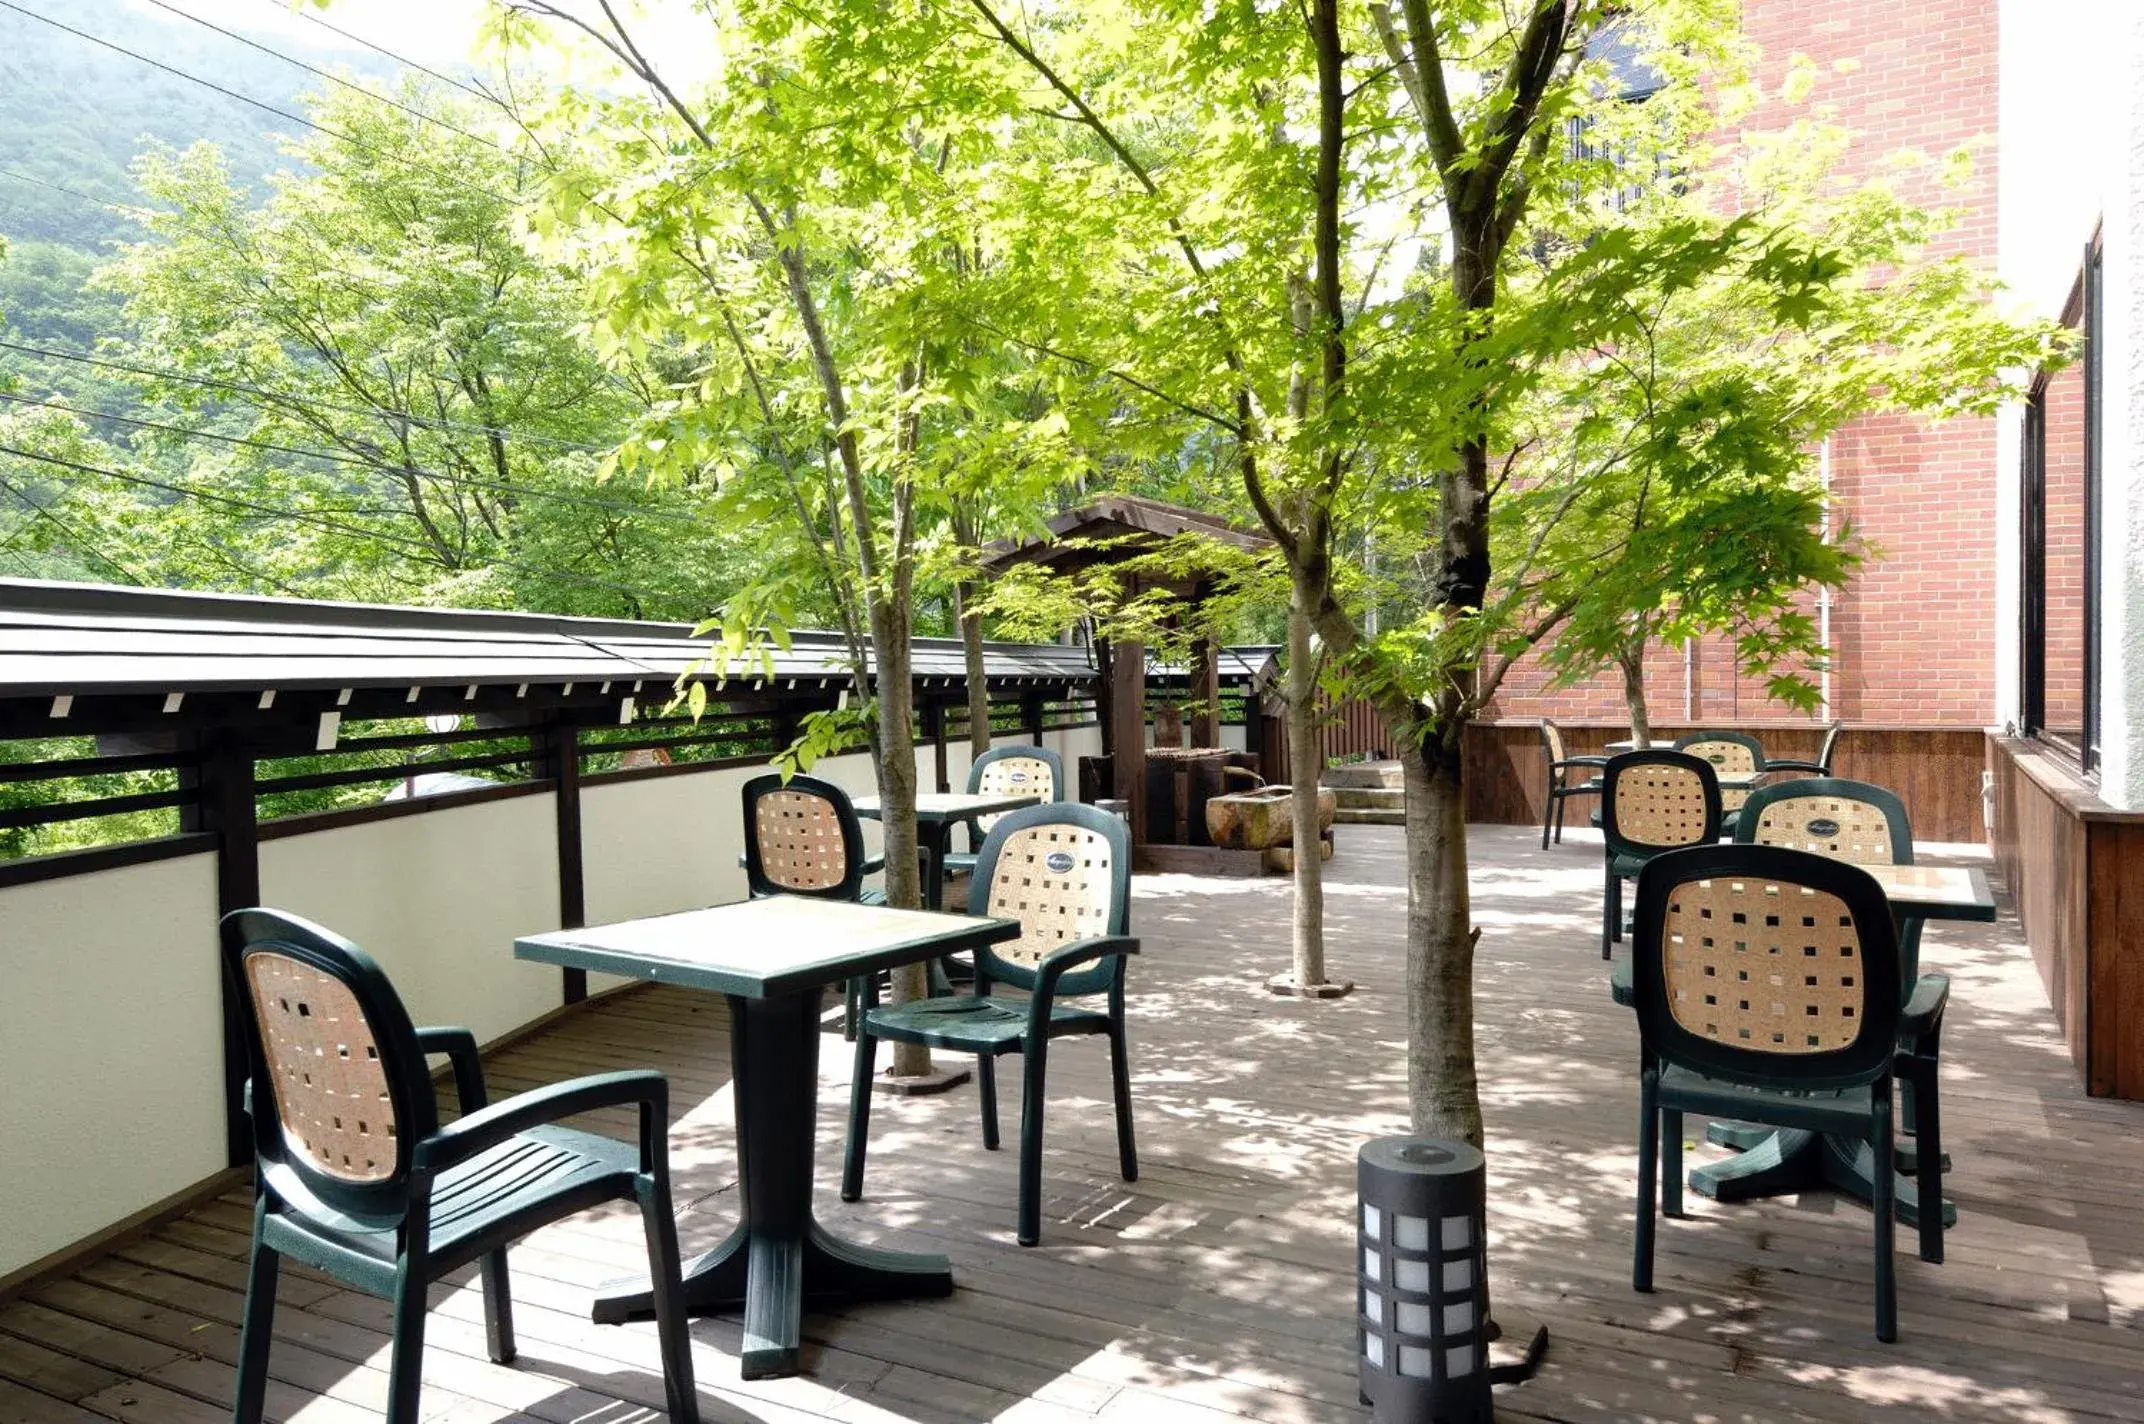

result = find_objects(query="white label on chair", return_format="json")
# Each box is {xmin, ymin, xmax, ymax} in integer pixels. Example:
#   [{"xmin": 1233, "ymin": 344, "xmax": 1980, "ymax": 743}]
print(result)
[{"xmin": 1046, "ymin": 851, "xmax": 1076, "ymax": 873}]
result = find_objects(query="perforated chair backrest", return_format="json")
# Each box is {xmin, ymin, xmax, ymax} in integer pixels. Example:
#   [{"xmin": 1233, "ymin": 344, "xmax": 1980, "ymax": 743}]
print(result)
[
  {"xmin": 966, "ymin": 801, "xmax": 1131, "ymax": 997},
  {"xmin": 1675, "ymin": 730, "xmax": 1766, "ymax": 811},
  {"xmin": 1631, "ymin": 844, "xmax": 1900, "ymax": 1091},
  {"xmin": 1737, "ymin": 778, "xmax": 1910, "ymax": 867},
  {"xmin": 1602, "ymin": 750, "xmax": 1721, "ymax": 857},
  {"xmin": 1540, "ymin": 719, "xmax": 1569, "ymax": 765},
  {"xmin": 742, "ymin": 772, "xmax": 868, "ymax": 900},
  {"xmin": 968, "ymin": 744, "xmax": 1064, "ymax": 836},
  {"xmin": 222, "ymin": 908, "xmax": 434, "ymax": 1222}
]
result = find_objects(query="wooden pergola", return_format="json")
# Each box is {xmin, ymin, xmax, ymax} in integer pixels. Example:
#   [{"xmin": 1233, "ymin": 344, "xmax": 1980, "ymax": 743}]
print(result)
[{"xmin": 983, "ymin": 494, "xmax": 1272, "ymax": 844}]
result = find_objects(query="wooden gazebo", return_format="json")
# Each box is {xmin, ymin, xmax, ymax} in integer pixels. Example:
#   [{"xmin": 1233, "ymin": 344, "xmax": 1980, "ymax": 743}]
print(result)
[{"xmin": 984, "ymin": 494, "xmax": 1272, "ymax": 859}]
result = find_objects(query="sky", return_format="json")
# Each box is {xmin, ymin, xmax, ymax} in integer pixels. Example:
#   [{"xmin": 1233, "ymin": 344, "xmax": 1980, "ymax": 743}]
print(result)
[{"xmin": 120, "ymin": 0, "xmax": 721, "ymax": 84}]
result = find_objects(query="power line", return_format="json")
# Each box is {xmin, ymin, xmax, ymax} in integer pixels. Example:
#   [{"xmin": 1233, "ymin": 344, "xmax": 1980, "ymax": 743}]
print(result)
[
  {"xmin": 0, "ymin": 473, "xmax": 146, "ymax": 585},
  {"xmin": 273, "ymin": 1, "xmax": 497, "ymax": 105},
  {"xmin": 0, "ymin": 339, "xmax": 612, "ymax": 455},
  {"xmin": 0, "ymin": 390, "xmax": 710, "ymax": 528},
  {"xmin": 140, "ymin": 0, "xmax": 504, "ymax": 151},
  {"xmin": 0, "ymin": 167, "xmax": 168, "ymax": 219},
  {"xmin": 0, "ymin": 440, "xmax": 679, "ymax": 603},
  {"xmin": 0, "ymin": 0, "xmax": 509, "ymax": 205}
]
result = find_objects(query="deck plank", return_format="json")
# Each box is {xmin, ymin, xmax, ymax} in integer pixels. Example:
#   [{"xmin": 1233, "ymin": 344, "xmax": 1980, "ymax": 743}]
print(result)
[{"xmin": 4, "ymin": 823, "xmax": 2143, "ymax": 1422}]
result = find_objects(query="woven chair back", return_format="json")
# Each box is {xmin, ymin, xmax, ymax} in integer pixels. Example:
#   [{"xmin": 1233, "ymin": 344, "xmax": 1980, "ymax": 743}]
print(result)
[
  {"xmin": 975, "ymin": 752, "xmax": 1057, "ymax": 835},
  {"xmin": 1604, "ymin": 751, "xmax": 1720, "ymax": 854},
  {"xmin": 754, "ymin": 788, "xmax": 853, "ymax": 890},
  {"xmin": 1540, "ymin": 719, "xmax": 1569, "ymax": 765},
  {"xmin": 1742, "ymin": 784, "xmax": 1908, "ymax": 866},
  {"xmin": 221, "ymin": 908, "xmax": 434, "ymax": 1218},
  {"xmin": 243, "ymin": 952, "xmax": 399, "ymax": 1181},
  {"xmin": 1631, "ymin": 844, "xmax": 1900, "ymax": 1090},
  {"xmin": 1675, "ymin": 732, "xmax": 1764, "ymax": 813}
]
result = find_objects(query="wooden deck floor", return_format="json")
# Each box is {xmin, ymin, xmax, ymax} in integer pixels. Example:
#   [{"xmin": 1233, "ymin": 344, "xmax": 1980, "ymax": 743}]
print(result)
[{"xmin": 6, "ymin": 824, "xmax": 2144, "ymax": 1423}]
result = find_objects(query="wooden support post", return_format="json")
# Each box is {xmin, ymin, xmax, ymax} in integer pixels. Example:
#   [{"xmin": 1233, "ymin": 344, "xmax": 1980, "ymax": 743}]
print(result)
[
  {"xmin": 1111, "ymin": 637, "xmax": 1147, "ymax": 843},
  {"xmin": 536, "ymin": 718, "xmax": 587, "ymax": 1004},
  {"xmin": 1023, "ymin": 689, "xmax": 1046, "ymax": 747},
  {"xmin": 1189, "ymin": 634, "xmax": 1221, "ymax": 748},
  {"xmin": 190, "ymin": 730, "xmax": 260, "ymax": 1168},
  {"xmin": 1095, "ymin": 640, "xmax": 1116, "ymax": 757},
  {"xmin": 927, "ymin": 699, "xmax": 950, "ymax": 793}
]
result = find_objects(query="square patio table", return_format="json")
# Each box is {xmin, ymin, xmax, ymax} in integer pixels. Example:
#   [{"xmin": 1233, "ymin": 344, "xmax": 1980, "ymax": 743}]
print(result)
[
  {"xmin": 515, "ymin": 895, "xmax": 1019, "ymax": 1380},
  {"xmin": 853, "ymin": 792, "xmax": 1039, "ymax": 909},
  {"xmin": 1683, "ymin": 863, "xmax": 1996, "ymax": 1231}
]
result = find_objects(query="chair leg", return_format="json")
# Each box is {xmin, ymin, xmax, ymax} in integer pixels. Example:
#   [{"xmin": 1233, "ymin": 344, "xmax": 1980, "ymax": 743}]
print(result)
[
  {"xmin": 1108, "ymin": 1024, "xmax": 1138, "ymax": 1183},
  {"xmin": 1633, "ymin": 1068, "xmax": 1659, "ymax": 1292},
  {"xmin": 385, "ymin": 1267, "xmax": 429, "ymax": 1424},
  {"xmin": 1602, "ymin": 863, "xmax": 1615, "ymax": 959},
  {"xmin": 1910, "ymin": 1056, "xmax": 1944, "ymax": 1266},
  {"xmin": 841, "ymin": 1026, "xmax": 876, "ymax": 1202},
  {"xmin": 232, "ymin": 1200, "xmax": 278, "ymax": 1424},
  {"xmin": 1872, "ymin": 1088, "xmax": 1898, "ymax": 1343},
  {"xmin": 1661, "ymin": 1109, "xmax": 1684, "ymax": 1219},
  {"xmin": 843, "ymin": 977, "xmax": 860, "ymax": 1042},
  {"xmin": 637, "ymin": 1171, "xmax": 701, "ymax": 1424},
  {"xmin": 1541, "ymin": 784, "xmax": 1556, "ymax": 850},
  {"xmin": 1554, "ymin": 793, "xmax": 1570, "ymax": 844},
  {"xmin": 978, "ymin": 1052, "xmax": 1001, "ymax": 1151},
  {"xmin": 1017, "ymin": 1040, "xmax": 1051, "ymax": 1247},
  {"xmin": 479, "ymin": 1248, "xmax": 515, "ymax": 1365}
]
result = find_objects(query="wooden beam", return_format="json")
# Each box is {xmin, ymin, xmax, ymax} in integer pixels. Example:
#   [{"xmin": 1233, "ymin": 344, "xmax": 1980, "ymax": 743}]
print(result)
[
  {"xmin": 1190, "ymin": 633, "xmax": 1221, "ymax": 748},
  {"xmin": 1111, "ymin": 636, "xmax": 1147, "ymax": 843},
  {"xmin": 536, "ymin": 718, "xmax": 588, "ymax": 1005}
]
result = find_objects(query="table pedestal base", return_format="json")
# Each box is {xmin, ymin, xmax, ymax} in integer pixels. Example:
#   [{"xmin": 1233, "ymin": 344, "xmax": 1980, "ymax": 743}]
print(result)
[
  {"xmin": 592, "ymin": 1218, "xmax": 951, "ymax": 1378},
  {"xmin": 1689, "ymin": 1126, "xmax": 1956, "ymax": 1230},
  {"xmin": 588, "ymin": 988, "xmax": 952, "ymax": 1379}
]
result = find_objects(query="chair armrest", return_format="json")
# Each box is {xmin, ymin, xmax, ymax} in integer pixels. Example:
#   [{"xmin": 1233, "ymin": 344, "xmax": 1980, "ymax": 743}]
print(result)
[
  {"xmin": 1556, "ymin": 755, "xmax": 1611, "ymax": 769},
  {"xmin": 1763, "ymin": 759, "xmax": 1826, "ymax": 775},
  {"xmin": 860, "ymin": 852, "xmax": 886, "ymax": 876},
  {"xmin": 1899, "ymin": 973, "xmax": 1950, "ymax": 1049},
  {"xmin": 415, "ymin": 1025, "xmax": 487, "ymax": 1114},
  {"xmin": 1029, "ymin": 935, "xmax": 1140, "ymax": 1030},
  {"xmin": 414, "ymin": 1069, "xmax": 668, "ymax": 1174}
]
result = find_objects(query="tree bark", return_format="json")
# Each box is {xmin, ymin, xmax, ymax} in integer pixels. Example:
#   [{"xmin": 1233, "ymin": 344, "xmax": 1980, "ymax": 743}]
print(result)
[
  {"xmin": 1396, "ymin": 726, "xmax": 1484, "ymax": 1145},
  {"xmin": 957, "ymin": 579, "xmax": 992, "ymax": 758},
  {"xmin": 1619, "ymin": 636, "xmax": 1652, "ymax": 748},
  {"xmin": 1285, "ymin": 594, "xmax": 1327, "ymax": 989}
]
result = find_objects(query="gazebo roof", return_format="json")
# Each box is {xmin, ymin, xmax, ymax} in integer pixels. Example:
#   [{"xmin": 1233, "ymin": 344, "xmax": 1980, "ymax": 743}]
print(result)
[{"xmin": 982, "ymin": 494, "xmax": 1270, "ymax": 578}]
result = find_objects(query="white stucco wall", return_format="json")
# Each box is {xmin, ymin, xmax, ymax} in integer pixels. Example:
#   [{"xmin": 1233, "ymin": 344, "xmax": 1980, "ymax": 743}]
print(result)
[
  {"xmin": 1996, "ymin": 1, "xmax": 2144, "ymax": 805},
  {"xmin": 0, "ymin": 852, "xmax": 226, "ymax": 1280},
  {"xmin": 259, "ymin": 794, "xmax": 565, "ymax": 1045}
]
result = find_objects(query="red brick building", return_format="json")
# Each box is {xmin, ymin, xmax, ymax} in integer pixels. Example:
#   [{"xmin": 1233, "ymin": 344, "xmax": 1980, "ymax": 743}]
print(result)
[{"xmin": 1490, "ymin": 0, "xmax": 2003, "ymax": 730}]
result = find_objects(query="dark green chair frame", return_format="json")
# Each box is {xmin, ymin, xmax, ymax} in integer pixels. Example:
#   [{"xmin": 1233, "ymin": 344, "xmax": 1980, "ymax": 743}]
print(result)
[
  {"xmin": 1766, "ymin": 721, "xmax": 1846, "ymax": 777},
  {"xmin": 1735, "ymin": 776, "xmax": 1950, "ymax": 1263},
  {"xmin": 941, "ymin": 743, "xmax": 1068, "ymax": 880},
  {"xmin": 1628, "ymin": 843, "xmax": 1904, "ymax": 1342},
  {"xmin": 222, "ymin": 909, "xmax": 698, "ymax": 1424},
  {"xmin": 1539, "ymin": 719, "xmax": 1608, "ymax": 849},
  {"xmin": 842, "ymin": 801, "xmax": 1138, "ymax": 1247},
  {"xmin": 1600, "ymin": 749, "xmax": 1722, "ymax": 959},
  {"xmin": 1672, "ymin": 729, "xmax": 1769, "ymax": 837}
]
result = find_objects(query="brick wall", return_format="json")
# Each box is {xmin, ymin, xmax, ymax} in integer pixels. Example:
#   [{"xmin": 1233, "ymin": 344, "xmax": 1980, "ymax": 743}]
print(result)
[{"xmin": 1489, "ymin": 0, "xmax": 2001, "ymax": 729}]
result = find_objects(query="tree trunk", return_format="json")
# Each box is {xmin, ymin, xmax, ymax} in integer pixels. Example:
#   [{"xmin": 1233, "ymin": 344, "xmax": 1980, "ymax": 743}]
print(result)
[
  {"xmin": 1285, "ymin": 595, "xmax": 1327, "ymax": 989},
  {"xmin": 958, "ymin": 579, "xmax": 992, "ymax": 758},
  {"xmin": 869, "ymin": 591, "xmax": 931, "ymax": 1076},
  {"xmin": 1619, "ymin": 638, "xmax": 1652, "ymax": 749},
  {"xmin": 1396, "ymin": 727, "xmax": 1484, "ymax": 1146}
]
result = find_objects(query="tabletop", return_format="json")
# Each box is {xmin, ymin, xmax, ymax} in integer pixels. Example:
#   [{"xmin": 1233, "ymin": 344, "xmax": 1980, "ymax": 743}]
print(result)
[
  {"xmin": 514, "ymin": 896, "xmax": 1021, "ymax": 998},
  {"xmin": 853, "ymin": 792, "xmax": 1039, "ymax": 824},
  {"xmin": 1863, "ymin": 863, "xmax": 1998, "ymax": 922}
]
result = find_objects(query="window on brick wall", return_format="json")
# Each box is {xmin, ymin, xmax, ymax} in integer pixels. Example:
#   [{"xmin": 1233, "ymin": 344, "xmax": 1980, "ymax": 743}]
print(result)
[{"xmin": 2022, "ymin": 236, "xmax": 2101, "ymax": 770}]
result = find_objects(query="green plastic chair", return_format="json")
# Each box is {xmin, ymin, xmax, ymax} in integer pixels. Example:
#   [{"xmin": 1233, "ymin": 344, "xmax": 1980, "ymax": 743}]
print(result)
[
  {"xmin": 1765, "ymin": 721, "xmax": 1846, "ymax": 777},
  {"xmin": 222, "ymin": 909, "xmax": 699, "ymax": 1424},
  {"xmin": 741, "ymin": 771, "xmax": 888, "ymax": 1038},
  {"xmin": 842, "ymin": 801, "xmax": 1138, "ymax": 1246},
  {"xmin": 939, "ymin": 743, "xmax": 1067, "ymax": 882},
  {"xmin": 1737, "ymin": 776, "xmax": 1950, "ymax": 1263},
  {"xmin": 1600, "ymin": 749, "xmax": 1722, "ymax": 959},
  {"xmin": 1672, "ymin": 730, "xmax": 1767, "ymax": 837},
  {"xmin": 1627, "ymin": 843, "xmax": 1905, "ymax": 1342},
  {"xmin": 1539, "ymin": 719, "xmax": 1608, "ymax": 848}
]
